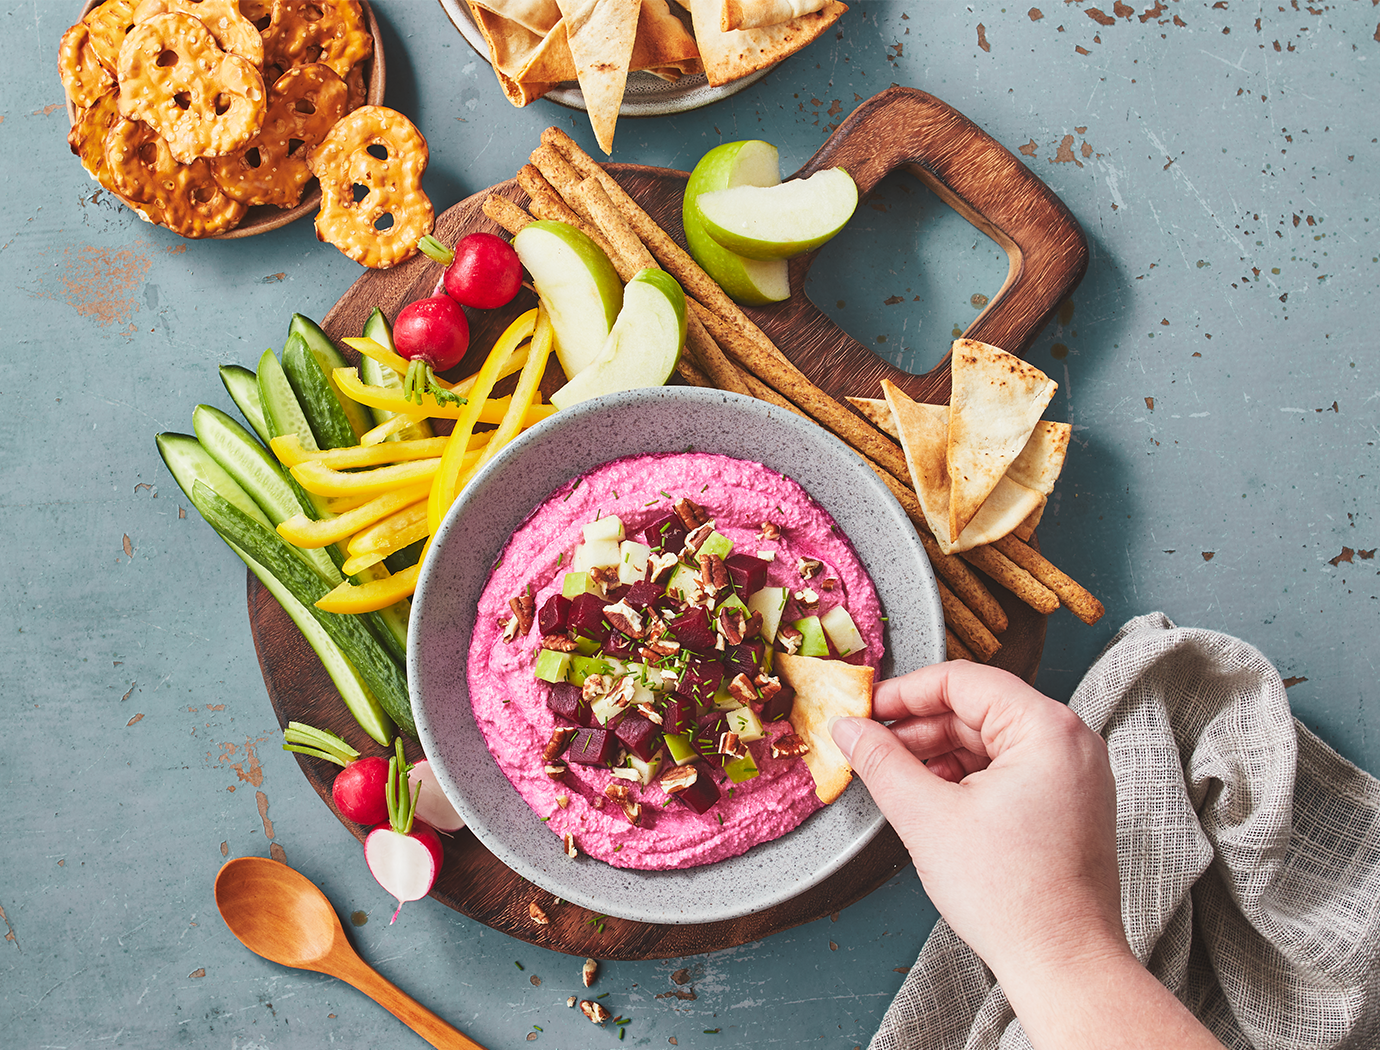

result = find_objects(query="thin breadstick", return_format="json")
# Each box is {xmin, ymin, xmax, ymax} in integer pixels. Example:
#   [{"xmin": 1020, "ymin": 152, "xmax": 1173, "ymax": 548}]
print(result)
[
  {"xmin": 517, "ymin": 164, "xmax": 619, "ymax": 262},
  {"xmin": 960, "ymin": 545, "xmax": 1060, "ymax": 615},
  {"xmin": 483, "ymin": 194, "xmax": 532, "ymax": 236},
  {"xmin": 945, "ymin": 628, "xmax": 974, "ymax": 662},
  {"xmin": 530, "ymin": 144, "xmax": 597, "ymax": 223},
  {"xmin": 992, "ymin": 534, "xmax": 1106, "ymax": 625},
  {"xmin": 937, "ymin": 580, "xmax": 1001, "ymax": 662},
  {"xmin": 677, "ymin": 358, "xmax": 713, "ymax": 387}
]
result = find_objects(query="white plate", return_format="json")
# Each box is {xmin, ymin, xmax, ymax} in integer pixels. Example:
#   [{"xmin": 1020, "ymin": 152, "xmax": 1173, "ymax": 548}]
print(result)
[
  {"xmin": 409, "ymin": 387, "xmax": 943, "ymax": 924},
  {"xmin": 435, "ymin": 0, "xmax": 773, "ymax": 116}
]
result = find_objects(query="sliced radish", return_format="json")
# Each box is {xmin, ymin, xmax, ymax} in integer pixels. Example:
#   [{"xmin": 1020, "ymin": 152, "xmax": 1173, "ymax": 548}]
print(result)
[
  {"xmin": 364, "ymin": 739, "xmax": 444, "ymax": 923},
  {"xmin": 407, "ymin": 760, "xmax": 465, "ymax": 833}
]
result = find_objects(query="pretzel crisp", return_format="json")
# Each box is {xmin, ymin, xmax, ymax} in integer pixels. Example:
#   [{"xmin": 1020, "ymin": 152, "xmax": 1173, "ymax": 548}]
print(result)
[
  {"xmin": 82, "ymin": 0, "xmax": 139, "ymax": 72},
  {"xmin": 105, "ymin": 117, "xmax": 247, "ymax": 236},
  {"xmin": 262, "ymin": 0, "xmax": 372, "ymax": 81},
  {"xmin": 117, "ymin": 11, "xmax": 266, "ymax": 163},
  {"xmin": 308, "ymin": 105, "xmax": 433, "ymax": 269},
  {"xmin": 59, "ymin": 22, "xmax": 116, "ymax": 110},
  {"xmin": 214, "ymin": 63, "xmax": 348, "ymax": 208},
  {"xmin": 131, "ymin": 0, "xmax": 266, "ymax": 68},
  {"xmin": 68, "ymin": 89, "xmax": 126, "ymax": 195}
]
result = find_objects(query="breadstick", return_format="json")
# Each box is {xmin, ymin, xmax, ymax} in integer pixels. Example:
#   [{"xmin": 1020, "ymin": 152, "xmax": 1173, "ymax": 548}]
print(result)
[
  {"xmin": 483, "ymin": 193, "xmax": 532, "ymax": 236},
  {"xmin": 945, "ymin": 628, "xmax": 974, "ymax": 662},
  {"xmin": 960, "ymin": 545, "xmax": 1060, "ymax": 615},
  {"xmin": 992, "ymin": 534, "xmax": 1105, "ymax": 625},
  {"xmin": 936, "ymin": 580, "xmax": 1001, "ymax": 662}
]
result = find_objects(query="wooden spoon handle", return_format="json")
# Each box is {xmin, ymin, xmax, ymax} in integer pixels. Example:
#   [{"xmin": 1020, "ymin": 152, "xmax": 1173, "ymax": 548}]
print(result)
[
  {"xmin": 792, "ymin": 85, "xmax": 1088, "ymax": 362},
  {"xmin": 333, "ymin": 953, "xmax": 486, "ymax": 1050}
]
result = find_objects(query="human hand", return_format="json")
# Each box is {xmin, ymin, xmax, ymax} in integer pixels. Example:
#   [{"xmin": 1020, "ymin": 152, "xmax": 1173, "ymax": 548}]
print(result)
[{"xmin": 829, "ymin": 661, "xmax": 1126, "ymax": 986}]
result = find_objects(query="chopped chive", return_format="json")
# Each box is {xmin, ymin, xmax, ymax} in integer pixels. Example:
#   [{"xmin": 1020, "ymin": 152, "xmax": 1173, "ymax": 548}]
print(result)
[
  {"xmin": 659, "ymin": 490, "xmax": 671, "ymax": 499},
  {"xmin": 515, "ymin": 961, "xmax": 524, "ymax": 970},
  {"xmin": 533, "ymin": 1025, "xmax": 543, "ymax": 1031},
  {"xmin": 613, "ymin": 489, "xmax": 618, "ymax": 498},
  {"xmin": 704, "ymin": 1029, "xmax": 721, "ymax": 1034},
  {"xmin": 596, "ymin": 992, "xmax": 610, "ymax": 999}
]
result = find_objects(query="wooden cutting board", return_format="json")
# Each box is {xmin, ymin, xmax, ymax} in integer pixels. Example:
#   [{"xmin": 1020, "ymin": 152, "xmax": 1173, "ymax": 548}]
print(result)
[{"xmin": 248, "ymin": 86, "xmax": 1088, "ymax": 959}]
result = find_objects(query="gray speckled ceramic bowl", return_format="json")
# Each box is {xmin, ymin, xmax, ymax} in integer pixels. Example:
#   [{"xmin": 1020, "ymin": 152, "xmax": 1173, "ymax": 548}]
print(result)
[{"xmin": 410, "ymin": 387, "xmax": 942, "ymax": 925}]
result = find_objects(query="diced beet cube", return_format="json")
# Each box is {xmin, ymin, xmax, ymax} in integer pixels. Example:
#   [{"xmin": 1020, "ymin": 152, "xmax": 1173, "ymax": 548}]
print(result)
[
  {"xmin": 602, "ymin": 631, "xmax": 635, "ymax": 659},
  {"xmin": 724, "ymin": 553, "xmax": 769, "ymax": 595},
  {"xmin": 674, "ymin": 657, "xmax": 723, "ymax": 706},
  {"xmin": 614, "ymin": 712, "xmax": 662, "ymax": 761},
  {"xmin": 537, "ymin": 594, "xmax": 571, "ymax": 635},
  {"xmin": 723, "ymin": 639, "xmax": 766, "ymax": 681},
  {"xmin": 566, "ymin": 727, "xmax": 618, "ymax": 766},
  {"xmin": 760, "ymin": 683, "xmax": 796, "ymax": 723},
  {"xmin": 668, "ymin": 607, "xmax": 714, "ymax": 653},
  {"xmin": 547, "ymin": 682, "xmax": 596, "ymax": 727},
  {"xmin": 568, "ymin": 592, "xmax": 611, "ymax": 641},
  {"xmin": 603, "ymin": 583, "xmax": 630, "ymax": 603},
  {"xmin": 692, "ymin": 711, "xmax": 729, "ymax": 767},
  {"xmin": 662, "ymin": 693, "xmax": 698, "ymax": 735},
  {"xmin": 667, "ymin": 762, "xmax": 721, "ymax": 814},
  {"xmin": 640, "ymin": 512, "xmax": 687, "ymax": 554},
  {"xmin": 623, "ymin": 579, "xmax": 662, "ymax": 610}
]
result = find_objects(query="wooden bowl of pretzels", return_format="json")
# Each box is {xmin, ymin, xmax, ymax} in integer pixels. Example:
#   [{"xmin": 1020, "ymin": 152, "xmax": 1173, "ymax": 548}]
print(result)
[{"xmin": 62, "ymin": 0, "xmax": 386, "ymax": 240}]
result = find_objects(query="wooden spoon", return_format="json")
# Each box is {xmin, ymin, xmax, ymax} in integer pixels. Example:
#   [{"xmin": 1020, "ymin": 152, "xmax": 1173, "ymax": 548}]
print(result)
[{"xmin": 214, "ymin": 856, "xmax": 485, "ymax": 1050}]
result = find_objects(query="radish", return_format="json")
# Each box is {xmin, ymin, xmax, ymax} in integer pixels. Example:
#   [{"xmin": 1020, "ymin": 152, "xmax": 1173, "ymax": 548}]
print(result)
[
  {"xmin": 281, "ymin": 722, "xmax": 389, "ymax": 825},
  {"xmin": 394, "ymin": 295, "xmax": 470, "ymax": 372},
  {"xmin": 365, "ymin": 739, "xmax": 444, "ymax": 923},
  {"xmin": 407, "ymin": 759, "xmax": 466, "ymax": 833},
  {"xmin": 419, "ymin": 232, "xmax": 523, "ymax": 310}
]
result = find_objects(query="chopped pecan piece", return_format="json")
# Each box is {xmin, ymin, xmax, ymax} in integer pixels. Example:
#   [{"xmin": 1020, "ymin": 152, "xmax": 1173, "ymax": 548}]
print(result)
[
  {"xmin": 529, "ymin": 900, "xmax": 550, "ymax": 925},
  {"xmin": 608, "ymin": 765, "xmax": 640, "ymax": 782},
  {"xmin": 821, "ymin": 577, "xmax": 838, "ymax": 592},
  {"xmin": 771, "ymin": 732, "xmax": 811, "ymax": 759},
  {"xmin": 580, "ymin": 999, "xmax": 610, "ymax": 1025},
  {"xmin": 697, "ymin": 552, "xmax": 729, "ymax": 597},
  {"xmin": 587, "ymin": 565, "xmax": 618, "ymax": 590},
  {"xmin": 640, "ymin": 636, "xmax": 681, "ymax": 659},
  {"xmin": 544, "ymin": 762, "xmax": 568, "ymax": 780},
  {"xmin": 620, "ymin": 800, "xmax": 643, "ymax": 825},
  {"xmin": 659, "ymin": 764, "xmax": 698, "ymax": 794},
  {"xmin": 604, "ymin": 781, "xmax": 633, "ymax": 803},
  {"xmin": 607, "ymin": 674, "xmax": 637, "ymax": 709},
  {"xmin": 717, "ymin": 605, "xmax": 748, "ymax": 646},
  {"xmin": 755, "ymin": 673, "xmax": 782, "ymax": 702},
  {"xmin": 562, "ymin": 832, "xmax": 578, "ymax": 858},
  {"xmin": 681, "ymin": 519, "xmax": 716, "ymax": 557},
  {"xmin": 757, "ymin": 520, "xmax": 781, "ymax": 541},
  {"xmin": 755, "ymin": 549, "xmax": 777, "ymax": 562},
  {"xmin": 636, "ymin": 701, "xmax": 664, "ymax": 725},
  {"xmin": 645, "ymin": 550, "xmax": 679, "ymax": 583},
  {"xmin": 727, "ymin": 672, "xmax": 758, "ymax": 705},
  {"xmin": 794, "ymin": 587, "xmax": 820, "ymax": 608},
  {"xmin": 581, "ymin": 673, "xmax": 610, "ymax": 703},
  {"xmin": 673, "ymin": 496, "xmax": 709, "ymax": 529},
  {"xmin": 501, "ymin": 616, "xmax": 521, "ymax": 643},
  {"xmin": 602, "ymin": 599, "xmax": 644, "ymax": 638},
  {"xmin": 540, "ymin": 634, "xmax": 579, "ymax": 652},
  {"xmin": 777, "ymin": 624, "xmax": 804, "ymax": 654},
  {"xmin": 582, "ymin": 957, "xmax": 599, "ymax": 987},
  {"xmin": 543, "ymin": 727, "xmax": 577, "ymax": 761},
  {"xmin": 717, "ymin": 731, "xmax": 745, "ymax": 758},
  {"xmin": 796, "ymin": 557, "xmax": 822, "ymax": 579},
  {"xmin": 556, "ymin": 794, "xmax": 569, "ymax": 808},
  {"xmin": 509, "ymin": 592, "xmax": 535, "ymax": 636},
  {"xmin": 567, "ymin": 995, "xmax": 577, "ymax": 1008}
]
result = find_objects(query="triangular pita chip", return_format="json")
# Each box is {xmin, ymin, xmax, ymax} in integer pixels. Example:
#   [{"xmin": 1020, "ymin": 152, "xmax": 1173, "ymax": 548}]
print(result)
[
  {"xmin": 1006, "ymin": 420, "xmax": 1071, "ymax": 496},
  {"xmin": 1012, "ymin": 502, "xmax": 1043, "ymax": 542},
  {"xmin": 776, "ymin": 652, "xmax": 873, "ymax": 804},
  {"xmin": 947, "ymin": 339, "xmax": 1056, "ymax": 541},
  {"xmin": 632, "ymin": 0, "xmax": 701, "ymax": 72},
  {"xmin": 847, "ymin": 395, "xmax": 899, "ymax": 441},
  {"xmin": 472, "ymin": 0, "xmax": 563, "ymax": 35},
  {"xmin": 883, "ymin": 380, "xmax": 1046, "ymax": 554},
  {"xmin": 516, "ymin": 17, "xmax": 579, "ymax": 83},
  {"xmin": 557, "ymin": 0, "xmax": 640, "ymax": 154},
  {"xmin": 684, "ymin": 0, "xmax": 846, "ymax": 87},
  {"xmin": 721, "ymin": 0, "xmax": 829, "ymax": 32}
]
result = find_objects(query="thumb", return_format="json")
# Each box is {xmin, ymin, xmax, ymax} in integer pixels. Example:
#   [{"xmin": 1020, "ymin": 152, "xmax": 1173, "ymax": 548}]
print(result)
[{"xmin": 830, "ymin": 716, "xmax": 947, "ymax": 820}]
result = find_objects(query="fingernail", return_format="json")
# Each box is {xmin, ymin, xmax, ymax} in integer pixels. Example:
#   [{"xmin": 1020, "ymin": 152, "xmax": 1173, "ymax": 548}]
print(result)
[{"xmin": 828, "ymin": 715, "xmax": 863, "ymax": 759}]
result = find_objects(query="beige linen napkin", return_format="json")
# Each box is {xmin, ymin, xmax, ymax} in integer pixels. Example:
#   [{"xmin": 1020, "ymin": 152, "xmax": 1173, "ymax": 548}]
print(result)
[{"xmin": 870, "ymin": 612, "xmax": 1380, "ymax": 1050}]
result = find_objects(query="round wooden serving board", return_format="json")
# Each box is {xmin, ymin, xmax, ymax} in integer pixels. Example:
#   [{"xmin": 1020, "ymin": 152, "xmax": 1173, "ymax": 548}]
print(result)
[{"xmin": 249, "ymin": 86, "xmax": 1088, "ymax": 959}]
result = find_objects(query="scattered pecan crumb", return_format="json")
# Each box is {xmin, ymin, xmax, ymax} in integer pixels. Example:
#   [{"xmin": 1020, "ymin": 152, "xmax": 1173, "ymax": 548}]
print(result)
[
  {"xmin": 777, "ymin": 625, "xmax": 803, "ymax": 654},
  {"xmin": 771, "ymin": 732, "xmax": 811, "ymax": 759},
  {"xmin": 757, "ymin": 520, "xmax": 781, "ymax": 541},
  {"xmin": 543, "ymin": 727, "xmax": 577, "ymax": 761},
  {"xmin": 567, "ymin": 995, "xmax": 578, "ymax": 1008},
  {"xmin": 682, "ymin": 520, "xmax": 715, "ymax": 557},
  {"xmin": 556, "ymin": 794, "xmax": 569, "ymax": 808},
  {"xmin": 797, "ymin": 556, "xmax": 822, "ymax": 579},
  {"xmin": 508, "ymin": 593, "xmax": 535, "ymax": 638},
  {"xmin": 529, "ymin": 901, "xmax": 550, "ymax": 925},
  {"xmin": 659, "ymin": 765, "xmax": 698, "ymax": 794},
  {"xmin": 582, "ymin": 958, "xmax": 599, "ymax": 987},
  {"xmin": 544, "ymin": 762, "xmax": 568, "ymax": 780},
  {"xmin": 727, "ymin": 672, "xmax": 758, "ymax": 705},
  {"xmin": 540, "ymin": 634, "xmax": 579, "ymax": 652},
  {"xmin": 579, "ymin": 999, "xmax": 610, "ymax": 1025},
  {"xmin": 673, "ymin": 497, "xmax": 709, "ymax": 529},
  {"xmin": 563, "ymin": 832, "xmax": 578, "ymax": 858}
]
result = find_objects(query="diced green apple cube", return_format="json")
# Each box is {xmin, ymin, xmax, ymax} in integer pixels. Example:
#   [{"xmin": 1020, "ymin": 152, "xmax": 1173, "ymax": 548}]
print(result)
[
  {"xmin": 724, "ymin": 750, "xmax": 759, "ymax": 783},
  {"xmin": 561, "ymin": 571, "xmax": 600, "ymax": 598},
  {"xmin": 726, "ymin": 706, "xmax": 764, "ymax": 743},
  {"xmin": 697, "ymin": 531, "xmax": 733, "ymax": 560},
  {"xmin": 625, "ymin": 749, "xmax": 664, "ymax": 785},
  {"xmin": 533, "ymin": 649, "xmax": 572, "ymax": 683},
  {"xmin": 792, "ymin": 615, "xmax": 830, "ymax": 657},
  {"xmin": 582, "ymin": 515, "xmax": 624, "ymax": 543},
  {"xmin": 572, "ymin": 635, "xmax": 602, "ymax": 656},
  {"xmin": 618, "ymin": 540, "xmax": 651, "ymax": 585},
  {"xmin": 572, "ymin": 536, "xmax": 620, "ymax": 571},
  {"xmin": 666, "ymin": 561, "xmax": 699, "ymax": 601},
  {"xmin": 569, "ymin": 654, "xmax": 617, "ymax": 686},
  {"xmin": 663, "ymin": 732, "xmax": 697, "ymax": 766},
  {"xmin": 590, "ymin": 690, "xmax": 626, "ymax": 726},
  {"xmin": 716, "ymin": 592, "xmax": 749, "ymax": 619},
  {"xmin": 713, "ymin": 682, "xmax": 745, "ymax": 711},
  {"xmin": 820, "ymin": 604, "xmax": 867, "ymax": 657},
  {"xmin": 747, "ymin": 586, "xmax": 788, "ymax": 643}
]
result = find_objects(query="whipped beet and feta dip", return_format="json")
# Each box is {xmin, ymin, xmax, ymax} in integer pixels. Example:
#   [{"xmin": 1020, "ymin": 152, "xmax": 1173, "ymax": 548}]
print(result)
[{"xmin": 466, "ymin": 452, "xmax": 884, "ymax": 870}]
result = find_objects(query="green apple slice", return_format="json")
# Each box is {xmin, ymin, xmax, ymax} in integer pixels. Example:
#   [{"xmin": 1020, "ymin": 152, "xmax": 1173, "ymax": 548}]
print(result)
[
  {"xmin": 683, "ymin": 140, "xmax": 790, "ymax": 306},
  {"xmin": 550, "ymin": 268, "xmax": 687, "ymax": 410},
  {"xmin": 694, "ymin": 167, "xmax": 859, "ymax": 261},
  {"xmin": 511, "ymin": 220, "xmax": 623, "ymax": 379}
]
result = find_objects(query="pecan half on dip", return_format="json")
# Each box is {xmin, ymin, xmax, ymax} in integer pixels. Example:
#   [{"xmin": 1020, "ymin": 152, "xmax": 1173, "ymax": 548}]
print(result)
[{"xmin": 466, "ymin": 452, "xmax": 883, "ymax": 871}]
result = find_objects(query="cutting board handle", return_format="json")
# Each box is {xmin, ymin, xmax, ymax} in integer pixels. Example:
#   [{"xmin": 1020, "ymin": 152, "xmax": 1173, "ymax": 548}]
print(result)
[{"xmin": 791, "ymin": 86, "xmax": 1088, "ymax": 368}]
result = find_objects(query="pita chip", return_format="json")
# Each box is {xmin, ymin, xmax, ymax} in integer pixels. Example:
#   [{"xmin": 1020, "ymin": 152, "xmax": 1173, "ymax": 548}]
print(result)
[
  {"xmin": 946, "ymin": 339, "xmax": 1056, "ymax": 542},
  {"xmin": 685, "ymin": 0, "xmax": 846, "ymax": 87},
  {"xmin": 883, "ymin": 380, "xmax": 1046, "ymax": 554},
  {"xmin": 776, "ymin": 652, "xmax": 873, "ymax": 804},
  {"xmin": 721, "ymin": 0, "xmax": 830, "ymax": 32},
  {"xmin": 515, "ymin": 17, "xmax": 579, "ymax": 83},
  {"xmin": 632, "ymin": 0, "xmax": 702, "ymax": 74},
  {"xmin": 1006, "ymin": 420, "xmax": 1071, "ymax": 496},
  {"xmin": 557, "ymin": 0, "xmax": 640, "ymax": 154},
  {"xmin": 847, "ymin": 395, "xmax": 900, "ymax": 441},
  {"xmin": 472, "ymin": 0, "xmax": 563, "ymax": 34}
]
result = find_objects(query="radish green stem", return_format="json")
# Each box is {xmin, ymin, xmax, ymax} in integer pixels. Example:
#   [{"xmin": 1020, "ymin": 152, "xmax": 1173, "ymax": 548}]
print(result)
[
  {"xmin": 282, "ymin": 722, "xmax": 360, "ymax": 766},
  {"xmin": 386, "ymin": 737, "xmax": 419, "ymax": 834},
  {"xmin": 417, "ymin": 234, "xmax": 454, "ymax": 266}
]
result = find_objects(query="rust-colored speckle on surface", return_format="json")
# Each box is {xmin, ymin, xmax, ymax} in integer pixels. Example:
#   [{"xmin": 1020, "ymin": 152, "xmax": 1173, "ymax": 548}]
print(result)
[
  {"xmin": 220, "ymin": 841, "xmax": 229, "ymax": 856},
  {"xmin": 43, "ymin": 244, "xmax": 153, "ymax": 328},
  {"xmin": 1358, "ymin": 549, "xmax": 1376, "ymax": 561},
  {"xmin": 829, "ymin": 940, "xmax": 838, "ymax": 950},
  {"xmin": 530, "ymin": 974, "xmax": 542, "ymax": 986},
  {"xmin": 1086, "ymin": 7, "xmax": 1116, "ymax": 26},
  {"xmin": 894, "ymin": 966, "xmax": 911, "ymax": 974},
  {"xmin": 1018, "ymin": 139, "xmax": 1038, "ymax": 157},
  {"xmin": 1202, "ymin": 552, "xmax": 1215, "ymax": 562},
  {"xmin": 1282, "ymin": 676, "xmax": 1308, "ymax": 689},
  {"xmin": 1029, "ymin": 8, "xmax": 1043, "ymax": 21},
  {"xmin": 2, "ymin": 904, "xmax": 19, "ymax": 950},
  {"xmin": 1076, "ymin": 44, "xmax": 1090, "ymax": 55},
  {"xmin": 976, "ymin": 23, "xmax": 990, "ymax": 51},
  {"xmin": 257, "ymin": 790, "xmax": 275, "ymax": 839},
  {"xmin": 126, "ymin": 713, "xmax": 144, "ymax": 726},
  {"xmin": 122, "ymin": 534, "xmax": 133, "ymax": 557},
  {"xmin": 1329, "ymin": 547, "xmax": 1355, "ymax": 567},
  {"xmin": 188, "ymin": 968, "xmax": 206, "ymax": 978},
  {"xmin": 218, "ymin": 736, "xmax": 270, "ymax": 786},
  {"xmin": 971, "ymin": 293, "xmax": 990, "ymax": 308},
  {"xmin": 1145, "ymin": 396, "xmax": 1155, "ymax": 410},
  {"xmin": 269, "ymin": 842, "xmax": 287, "ymax": 863},
  {"xmin": 1051, "ymin": 135, "xmax": 1082, "ymax": 167},
  {"xmin": 884, "ymin": 295, "xmax": 904, "ymax": 305}
]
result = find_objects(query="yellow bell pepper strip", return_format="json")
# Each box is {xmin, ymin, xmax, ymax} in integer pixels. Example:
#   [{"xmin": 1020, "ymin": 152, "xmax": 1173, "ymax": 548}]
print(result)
[
  {"xmin": 332, "ymin": 367, "xmax": 558, "ymax": 425},
  {"xmin": 291, "ymin": 456, "xmax": 442, "ymax": 498},
  {"xmin": 427, "ymin": 310, "xmax": 538, "ymax": 536},
  {"xmin": 270, "ymin": 433, "xmax": 452, "ymax": 470},
  {"xmin": 462, "ymin": 309, "xmax": 555, "ymax": 487},
  {"xmin": 360, "ymin": 413, "xmax": 419, "ymax": 446},
  {"xmin": 276, "ymin": 480, "xmax": 432, "ymax": 548},
  {"xmin": 316, "ymin": 562, "xmax": 421, "ymax": 614},
  {"xmin": 342, "ymin": 503, "xmax": 430, "ymax": 575},
  {"xmin": 325, "ymin": 490, "xmax": 380, "ymax": 514},
  {"xmin": 342, "ymin": 336, "xmax": 411, "ymax": 376}
]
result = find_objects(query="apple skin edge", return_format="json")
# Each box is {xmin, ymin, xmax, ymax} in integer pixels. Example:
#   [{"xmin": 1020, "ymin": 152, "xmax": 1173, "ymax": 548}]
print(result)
[{"xmin": 693, "ymin": 168, "xmax": 860, "ymax": 261}]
